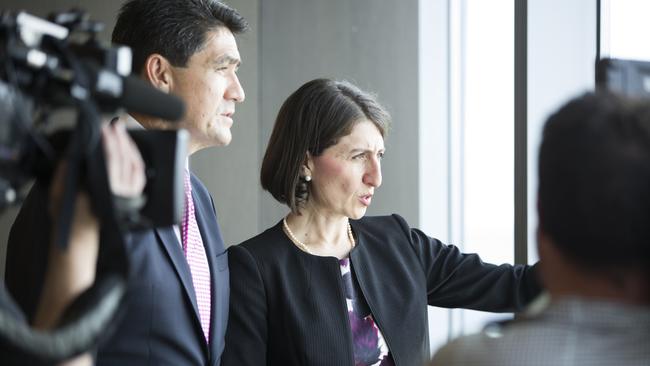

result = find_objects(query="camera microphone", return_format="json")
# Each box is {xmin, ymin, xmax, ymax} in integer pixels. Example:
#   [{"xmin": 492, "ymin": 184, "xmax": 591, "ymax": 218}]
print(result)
[
  {"xmin": 89, "ymin": 67, "xmax": 185, "ymax": 122},
  {"xmin": 120, "ymin": 74, "xmax": 185, "ymax": 122}
]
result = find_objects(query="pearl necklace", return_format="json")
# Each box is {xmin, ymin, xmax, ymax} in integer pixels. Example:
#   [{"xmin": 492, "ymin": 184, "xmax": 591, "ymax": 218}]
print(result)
[{"xmin": 282, "ymin": 217, "xmax": 355, "ymax": 254}]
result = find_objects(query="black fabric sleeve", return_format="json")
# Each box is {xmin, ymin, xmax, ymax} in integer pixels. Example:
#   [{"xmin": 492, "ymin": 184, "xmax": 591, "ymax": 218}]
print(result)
[
  {"xmin": 222, "ymin": 244, "xmax": 268, "ymax": 366},
  {"xmin": 392, "ymin": 214, "xmax": 542, "ymax": 312},
  {"xmin": 4, "ymin": 181, "xmax": 51, "ymax": 322}
]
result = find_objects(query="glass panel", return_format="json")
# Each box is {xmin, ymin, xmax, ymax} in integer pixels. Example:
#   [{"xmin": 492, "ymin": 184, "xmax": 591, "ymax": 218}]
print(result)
[
  {"xmin": 604, "ymin": 0, "xmax": 650, "ymax": 61},
  {"xmin": 459, "ymin": 0, "xmax": 515, "ymax": 335}
]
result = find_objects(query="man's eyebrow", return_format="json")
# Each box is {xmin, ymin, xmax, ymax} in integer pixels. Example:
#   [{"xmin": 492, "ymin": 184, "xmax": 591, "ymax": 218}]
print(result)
[{"xmin": 213, "ymin": 54, "xmax": 241, "ymax": 66}]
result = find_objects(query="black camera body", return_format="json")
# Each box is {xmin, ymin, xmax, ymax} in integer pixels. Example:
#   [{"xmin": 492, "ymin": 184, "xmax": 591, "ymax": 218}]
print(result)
[{"xmin": 0, "ymin": 9, "xmax": 187, "ymax": 227}]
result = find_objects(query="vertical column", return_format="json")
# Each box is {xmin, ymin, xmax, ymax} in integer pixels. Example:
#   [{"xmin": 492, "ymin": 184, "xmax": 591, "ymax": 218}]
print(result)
[
  {"xmin": 419, "ymin": 0, "xmax": 454, "ymax": 353},
  {"xmin": 514, "ymin": 0, "xmax": 528, "ymax": 265}
]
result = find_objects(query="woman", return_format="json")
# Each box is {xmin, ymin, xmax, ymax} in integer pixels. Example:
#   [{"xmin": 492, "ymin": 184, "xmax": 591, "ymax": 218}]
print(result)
[{"xmin": 222, "ymin": 79, "xmax": 541, "ymax": 366}]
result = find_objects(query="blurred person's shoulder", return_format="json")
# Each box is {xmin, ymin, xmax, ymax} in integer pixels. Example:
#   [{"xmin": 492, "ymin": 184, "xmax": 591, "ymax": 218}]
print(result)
[
  {"xmin": 430, "ymin": 294, "xmax": 555, "ymax": 366},
  {"xmin": 430, "ymin": 316, "xmax": 551, "ymax": 366},
  {"xmin": 430, "ymin": 294, "xmax": 650, "ymax": 366}
]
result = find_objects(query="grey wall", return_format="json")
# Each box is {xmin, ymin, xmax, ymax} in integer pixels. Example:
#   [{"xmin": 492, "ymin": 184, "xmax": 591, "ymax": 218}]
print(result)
[{"xmin": 0, "ymin": 0, "xmax": 420, "ymax": 274}]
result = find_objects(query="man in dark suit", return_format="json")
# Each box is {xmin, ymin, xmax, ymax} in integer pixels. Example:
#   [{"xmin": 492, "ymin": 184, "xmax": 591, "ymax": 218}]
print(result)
[{"xmin": 5, "ymin": 1, "xmax": 248, "ymax": 365}]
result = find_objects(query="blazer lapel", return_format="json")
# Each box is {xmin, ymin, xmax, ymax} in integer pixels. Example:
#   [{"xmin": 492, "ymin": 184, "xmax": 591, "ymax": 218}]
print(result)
[{"xmin": 155, "ymin": 226, "xmax": 204, "ymax": 340}]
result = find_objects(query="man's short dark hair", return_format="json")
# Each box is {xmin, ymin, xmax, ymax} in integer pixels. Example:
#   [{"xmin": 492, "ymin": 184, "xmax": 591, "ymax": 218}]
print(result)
[
  {"xmin": 261, "ymin": 78, "xmax": 391, "ymax": 213},
  {"xmin": 112, "ymin": 0, "xmax": 248, "ymax": 74},
  {"xmin": 538, "ymin": 92, "xmax": 650, "ymax": 272}
]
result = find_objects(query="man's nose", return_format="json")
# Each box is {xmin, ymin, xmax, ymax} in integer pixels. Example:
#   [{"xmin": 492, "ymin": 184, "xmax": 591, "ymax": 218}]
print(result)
[{"xmin": 228, "ymin": 73, "xmax": 245, "ymax": 103}]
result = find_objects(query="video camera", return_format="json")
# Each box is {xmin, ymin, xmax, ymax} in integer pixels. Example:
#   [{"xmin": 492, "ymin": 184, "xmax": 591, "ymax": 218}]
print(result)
[
  {"xmin": 0, "ymin": 9, "xmax": 187, "ymax": 227},
  {"xmin": 0, "ymin": 9, "xmax": 188, "ymax": 363}
]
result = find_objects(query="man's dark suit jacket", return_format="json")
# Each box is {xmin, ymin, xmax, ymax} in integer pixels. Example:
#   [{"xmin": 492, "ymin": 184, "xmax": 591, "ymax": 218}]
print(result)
[{"xmin": 5, "ymin": 173, "xmax": 229, "ymax": 366}]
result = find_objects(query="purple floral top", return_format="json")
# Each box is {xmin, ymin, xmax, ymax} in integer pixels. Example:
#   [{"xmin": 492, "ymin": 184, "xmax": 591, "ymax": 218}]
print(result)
[{"xmin": 339, "ymin": 258, "xmax": 395, "ymax": 366}]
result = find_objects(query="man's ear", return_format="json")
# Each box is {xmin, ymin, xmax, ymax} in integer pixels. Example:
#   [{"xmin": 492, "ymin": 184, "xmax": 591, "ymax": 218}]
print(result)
[{"xmin": 142, "ymin": 54, "xmax": 173, "ymax": 93}]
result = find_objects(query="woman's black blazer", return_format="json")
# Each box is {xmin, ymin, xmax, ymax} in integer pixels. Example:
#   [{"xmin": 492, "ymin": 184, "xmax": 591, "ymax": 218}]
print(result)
[{"xmin": 222, "ymin": 214, "xmax": 541, "ymax": 366}]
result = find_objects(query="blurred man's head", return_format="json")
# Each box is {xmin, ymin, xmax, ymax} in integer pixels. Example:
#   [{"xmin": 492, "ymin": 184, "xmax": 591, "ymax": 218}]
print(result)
[
  {"xmin": 537, "ymin": 92, "xmax": 650, "ymax": 304},
  {"xmin": 112, "ymin": 0, "xmax": 248, "ymax": 153}
]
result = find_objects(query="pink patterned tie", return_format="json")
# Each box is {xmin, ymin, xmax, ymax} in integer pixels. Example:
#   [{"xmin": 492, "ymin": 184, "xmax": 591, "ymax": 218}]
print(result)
[{"xmin": 182, "ymin": 172, "xmax": 211, "ymax": 343}]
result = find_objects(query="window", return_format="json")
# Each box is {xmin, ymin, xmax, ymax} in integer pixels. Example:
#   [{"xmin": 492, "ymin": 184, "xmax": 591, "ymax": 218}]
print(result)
[
  {"xmin": 422, "ymin": 0, "xmax": 598, "ymax": 353},
  {"xmin": 601, "ymin": 0, "xmax": 650, "ymax": 61},
  {"xmin": 421, "ymin": 1, "xmax": 515, "ymax": 351},
  {"xmin": 454, "ymin": 0, "xmax": 515, "ymax": 336}
]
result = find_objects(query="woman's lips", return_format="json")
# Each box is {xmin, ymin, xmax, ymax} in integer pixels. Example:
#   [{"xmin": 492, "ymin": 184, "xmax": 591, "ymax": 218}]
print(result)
[{"xmin": 359, "ymin": 194, "xmax": 373, "ymax": 206}]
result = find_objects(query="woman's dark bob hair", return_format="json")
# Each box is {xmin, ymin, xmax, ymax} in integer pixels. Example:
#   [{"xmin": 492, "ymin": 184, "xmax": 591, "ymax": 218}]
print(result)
[{"xmin": 261, "ymin": 78, "xmax": 391, "ymax": 213}]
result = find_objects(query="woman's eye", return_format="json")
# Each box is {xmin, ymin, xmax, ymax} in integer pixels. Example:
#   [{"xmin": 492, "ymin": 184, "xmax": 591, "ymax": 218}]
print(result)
[{"xmin": 377, "ymin": 152, "xmax": 385, "ymax": 159}]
